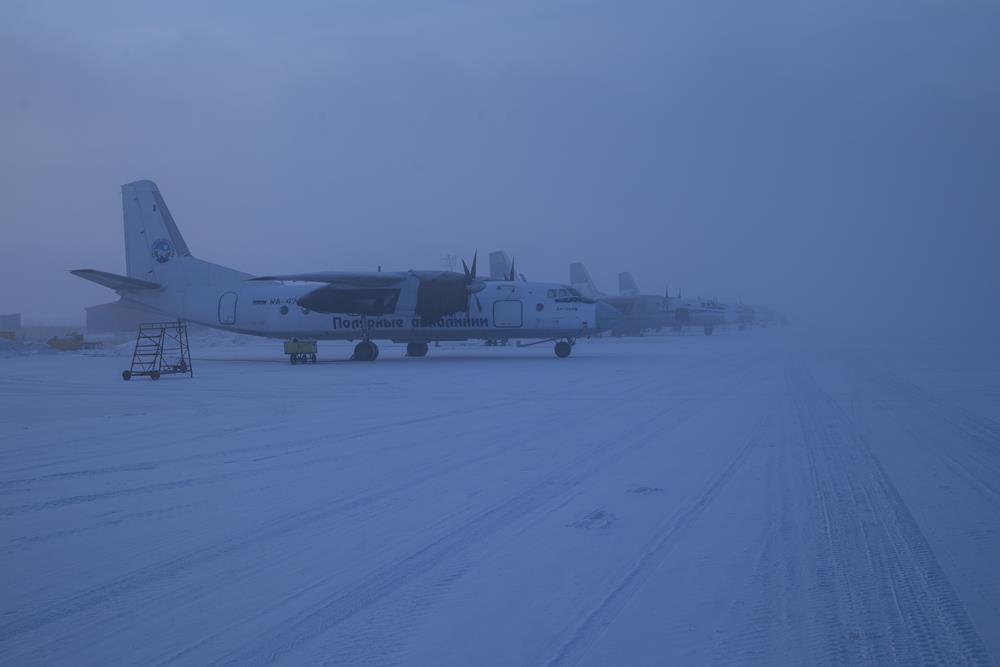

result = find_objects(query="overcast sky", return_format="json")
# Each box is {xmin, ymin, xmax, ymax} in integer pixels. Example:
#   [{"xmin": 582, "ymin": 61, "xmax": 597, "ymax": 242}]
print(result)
[{"xmin": 1, "ymin": 0, "xmax": 998, "ymax": 329}]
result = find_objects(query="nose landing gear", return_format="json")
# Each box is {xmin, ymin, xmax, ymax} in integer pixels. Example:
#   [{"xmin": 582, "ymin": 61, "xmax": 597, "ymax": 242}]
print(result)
[{"xmin": 554, "ymin": 338, "xmax": 575, "ymax": 358}]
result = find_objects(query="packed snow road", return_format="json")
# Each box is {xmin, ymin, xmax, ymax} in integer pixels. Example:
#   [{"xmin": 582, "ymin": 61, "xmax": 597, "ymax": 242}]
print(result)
[{"xmin": 1, "ymin": 332, "xmax": 998, "ymax": 665}]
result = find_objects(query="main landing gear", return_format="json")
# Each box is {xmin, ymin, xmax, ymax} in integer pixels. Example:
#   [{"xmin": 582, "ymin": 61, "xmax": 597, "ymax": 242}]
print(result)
[
  {"xmin": 350, "ymin": 316, "xmax": 380, "ymax": 361},
  {"xmin": 704, "ymin": 326, "xmax": 714, "ymax": 336},
  {"xmin": 515, "ymin": 336, "xmax": 576, "ymax": 357},
  {"xmin": 406, "ymin": 342, "xmax": 429, "ymax": 357},
  {"xmin": 352, "ymin": 340, "xmax": 379, "ymax": 361}
]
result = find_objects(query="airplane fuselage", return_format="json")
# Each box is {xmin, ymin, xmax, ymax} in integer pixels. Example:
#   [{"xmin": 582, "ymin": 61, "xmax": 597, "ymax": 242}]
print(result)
[{"xmin": 125, "ymin": 279, "xmax": 611, "ymax": 343}]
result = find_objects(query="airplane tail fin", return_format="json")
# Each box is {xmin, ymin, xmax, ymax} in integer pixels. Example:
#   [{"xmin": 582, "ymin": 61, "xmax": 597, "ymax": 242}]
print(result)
[
  {"xmin": 489, "ymin": 251, "xmax": 511, "ymax": 280},
  {"xmin": 118, "ymin": 180, "xmax": 249, "ymax": 289},
  {"xmin": 618, "ymin": 272, "xmax": 640, "ymax": 297},
  {"xmin": 570, "ymin": 262, "xmax": 604, "ymax": 299},
  {"xmin": 120, "ymin": 179, "xmax": 199, "ymax": 287},
  {"xmin": 74, "ymin": 179, "xmax": 252, "ymax": 299}
]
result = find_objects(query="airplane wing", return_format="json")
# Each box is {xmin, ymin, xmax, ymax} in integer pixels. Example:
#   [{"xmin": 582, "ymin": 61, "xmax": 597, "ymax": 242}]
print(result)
[{"xmin": 248, "ymin": 271, "xmax": 409, "ymax": 288}]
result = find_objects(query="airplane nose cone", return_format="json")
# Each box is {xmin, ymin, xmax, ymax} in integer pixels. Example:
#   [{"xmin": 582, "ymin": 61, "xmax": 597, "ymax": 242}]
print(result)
[{"xmin": 596, "ymin": 302, "xmax": 623, "ymax": 332}]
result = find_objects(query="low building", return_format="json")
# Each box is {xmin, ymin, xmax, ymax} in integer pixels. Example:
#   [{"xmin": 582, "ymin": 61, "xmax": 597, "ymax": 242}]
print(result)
[
  {"xmin": 0, "ymin": 312, "xmax": 21, "ymax": 340},
  {"xmin": 85, "ymin": 299, "xmax": 163, "ymax": 334}
]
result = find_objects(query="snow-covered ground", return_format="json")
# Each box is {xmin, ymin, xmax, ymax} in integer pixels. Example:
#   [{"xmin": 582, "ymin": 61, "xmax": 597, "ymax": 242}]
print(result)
[{"xmin": 1, "ymin": 331, "xmax": 999, "ymax": 665}]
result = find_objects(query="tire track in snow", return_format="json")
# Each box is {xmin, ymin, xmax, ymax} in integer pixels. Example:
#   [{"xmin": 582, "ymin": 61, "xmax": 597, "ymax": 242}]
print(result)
[
  {"xmin": 849, "ymin": 358, "xmax": 1000, "ymax": 505},
  {"xmin": 543, "ymin": 408, "xmax": 778, "ymax": 667},
  {"xmin": 148, "ymin": 352, "xmax": 744, "ymax": 665},
  {"xmin": 0, "ymin": 354, "xmax": 692, "ymax": 657},
  {"xmin": 0, "ymin": 399, "xmax": 524, "ymax": 517},
  {"xmin": 709, "ymin": 402, "xmax": 802, "ymax": 666},
  {"xmin": 0, "ymin": 396, "xmax": 578, "ymax": 647},
  {"xmin": 203, "ymin": 358, "xmax": 768, "ymax": 666},
  {"xmin": 783, "ymin": 362, "xmax": 992, "ymax": 666},
  {"xmin": 0, "ymin": 348, "xmax": 756, "ymax": 664}
]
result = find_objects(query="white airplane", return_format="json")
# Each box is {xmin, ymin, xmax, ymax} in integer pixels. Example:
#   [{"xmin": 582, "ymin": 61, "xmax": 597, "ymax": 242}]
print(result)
[{"xmin": 73, "ymin": 181, "xmax": 621, "ymax": 360}]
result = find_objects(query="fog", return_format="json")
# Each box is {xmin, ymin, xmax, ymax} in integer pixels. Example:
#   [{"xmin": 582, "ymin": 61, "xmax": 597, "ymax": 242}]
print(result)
[{"xmin": 2, "ymin": 0, "xmax": 998, "ymax": 330}]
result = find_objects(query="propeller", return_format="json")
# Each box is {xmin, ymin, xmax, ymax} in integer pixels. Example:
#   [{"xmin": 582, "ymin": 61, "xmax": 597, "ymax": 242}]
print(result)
[
  {"xmin": 462, "ymin": 250, "xmax": 484, "ymax": 317},
  {"xmin": 506, "ymin": 256, "xmax": 516, "ymax": 282}
]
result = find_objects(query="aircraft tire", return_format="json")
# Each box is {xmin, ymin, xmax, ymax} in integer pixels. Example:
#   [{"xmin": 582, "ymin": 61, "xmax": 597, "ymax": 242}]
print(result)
[
  {"xmin": 150, "ymin": 371, "xmax": 161, "ymax": 380},
  {"xmin": 407, "ymin": 342, "xmax": 429, "ymax": 357},
  {"xmin": 704, "ymin": 326, "xmax": 714, "ymax": 336},
  {"xmin": 555, "ymin": 341, "xmax": 572, "ymax": 358},
  {"xmin": 353, "ymin": 341, "xmax": 379, "ymax": 361},
  {"xmin": 122, "ymin": 370, "xmax": 132, "ymax": 381}
]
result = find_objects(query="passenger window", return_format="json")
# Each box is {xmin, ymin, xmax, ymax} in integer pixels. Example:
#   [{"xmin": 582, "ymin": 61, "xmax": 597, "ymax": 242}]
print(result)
[{"xmin": 547, "ymin": 289, "xmax": 556, "ymax": 298}]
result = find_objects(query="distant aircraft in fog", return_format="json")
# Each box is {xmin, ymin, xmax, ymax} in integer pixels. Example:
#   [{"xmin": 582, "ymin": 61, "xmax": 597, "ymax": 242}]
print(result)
[{"xmin": 569, "ymin": 263, "xmax": 675, "ymax": 336}]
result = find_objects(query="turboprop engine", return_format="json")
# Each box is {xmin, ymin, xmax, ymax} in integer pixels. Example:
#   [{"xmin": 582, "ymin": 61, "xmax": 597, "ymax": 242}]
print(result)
[{"xmin": 295, "ymin": 252, "xmax": 486, "ymax": 321}]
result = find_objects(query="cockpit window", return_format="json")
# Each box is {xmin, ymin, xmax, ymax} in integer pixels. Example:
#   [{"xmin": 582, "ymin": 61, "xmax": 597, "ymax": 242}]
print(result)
[
  {"xmin": 547, "ymin": 289, "xmax": 556, "ymax": 298},
  {"xmin": 558, "ymin": 289, "xmax": 569, "ymax": 297}
]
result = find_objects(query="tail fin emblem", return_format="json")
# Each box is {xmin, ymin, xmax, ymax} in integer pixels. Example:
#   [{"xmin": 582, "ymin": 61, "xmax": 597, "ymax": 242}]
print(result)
[{"xmin": 152, "ymin": 238, "xmax": 175, "ymax": 263}]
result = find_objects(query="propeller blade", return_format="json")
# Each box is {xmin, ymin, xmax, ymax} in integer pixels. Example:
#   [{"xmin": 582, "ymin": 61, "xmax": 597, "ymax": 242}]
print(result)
[
  {"xmin": 508, "ymin": 256, "xmax": 516, "ymax": 282},
  {"xmin": 461, "ymin": 258, "xmax": 470, "ymax": 279},
  {"xmin": 474, "ymin": 294, "xmax": 482, "ymax": 312},
  {"xmin": 470, "ymin": 251, "xmax": 478, "ymax": 280}
]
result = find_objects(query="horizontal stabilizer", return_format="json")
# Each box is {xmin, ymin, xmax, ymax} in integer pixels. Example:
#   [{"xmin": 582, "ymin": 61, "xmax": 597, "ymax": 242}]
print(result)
[{"xmin": 71, "ymin": 269, "xmax": 162, "ymax": 292}]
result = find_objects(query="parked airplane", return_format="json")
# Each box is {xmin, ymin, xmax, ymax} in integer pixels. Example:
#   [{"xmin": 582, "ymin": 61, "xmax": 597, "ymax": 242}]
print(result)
[
  {"xmin": 668, "ymin": 295, "xmax": 728, "ymax": 335},
  {"xmin": 570, "ymin": 263, "xmax": 731, "ymax": 336},
  {"xmin": 73, "ymin": 181, "xmax": 621, "ymax": 360},
  {"xmin": 569, "ymin": 264, "xmax": 673, "ymax": 336}
]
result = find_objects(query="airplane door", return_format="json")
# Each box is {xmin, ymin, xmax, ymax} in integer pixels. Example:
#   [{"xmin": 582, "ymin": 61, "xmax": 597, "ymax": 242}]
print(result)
[
  {"xmin": 493, "ymin": 300, "xmax": 523, "ymax": 328},
  {"xmin": 218, "ymin": 291, "xmax": 238, "ymax": 325}
]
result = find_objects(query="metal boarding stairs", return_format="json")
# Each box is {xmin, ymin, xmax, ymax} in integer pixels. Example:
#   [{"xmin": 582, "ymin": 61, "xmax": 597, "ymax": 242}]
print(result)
[{"xmin": 122, "ymin": 321, "xmax": 193, "ymax": 381}]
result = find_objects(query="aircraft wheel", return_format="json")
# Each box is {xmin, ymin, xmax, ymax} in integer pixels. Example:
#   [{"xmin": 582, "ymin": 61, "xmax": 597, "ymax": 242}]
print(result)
[
  {"xmin": 150, "ymin": 371, "xmax": 161, "ymax": 380},
  {"xmin": 704, "ymin": 327, "xmax": 714, "ymax": 336},
  {"xmin": 353, "ymin": 341, "xmax": 378, "ymax": 361},
  {"xmin": 122, "ymin": 370, "xmax": 132, "ymax": 381},
  {"xmin": 407, "ymin": 342, "xmax": 429, "ymax": 357},
  {"xmin": 555, "ymin": 341, "xmax": 572, "ymax": 358}
]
